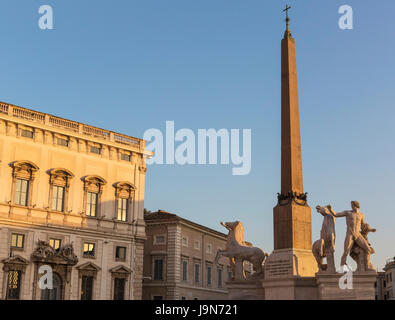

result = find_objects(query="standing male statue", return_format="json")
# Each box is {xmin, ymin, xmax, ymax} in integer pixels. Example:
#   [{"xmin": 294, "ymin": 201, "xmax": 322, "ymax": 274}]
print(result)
[{"xmin": 328, "ymin": 201, "xmax": 375, "ymax": 272}]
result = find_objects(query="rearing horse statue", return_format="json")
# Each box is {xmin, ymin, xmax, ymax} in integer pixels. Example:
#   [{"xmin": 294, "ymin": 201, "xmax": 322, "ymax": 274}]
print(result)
[{"xmin": 215, "ymin": 221, "xmax": 269, "ymax": 280}]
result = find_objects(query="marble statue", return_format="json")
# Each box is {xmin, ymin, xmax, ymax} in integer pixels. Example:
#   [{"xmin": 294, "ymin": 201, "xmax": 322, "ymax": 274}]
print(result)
[
  {"xmin": 328, "ymin": 201, "xmax": 376, "ymax": 272},
  {"xmin": 312, "ymin": 205, "xmax": 336, "ymax": 273},
  {"xmin": 350, "ymin": 223, "xmax": 376, "ymax": 271},
  {"xmin": 215, "ymin": 221, "xmax": 268, "ymax": 280}
]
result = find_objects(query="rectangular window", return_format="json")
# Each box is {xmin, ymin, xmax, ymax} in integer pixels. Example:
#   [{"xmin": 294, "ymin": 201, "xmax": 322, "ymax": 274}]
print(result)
[
  {"xmin": 21, "ymin": 129, "xmax": 34, "ymax": 139},
  {"xmin": 195, "ymin": 263, "xmax": 200, "ymax": 283},
  {"xmin": 90, "ymin": 146, "xmax": 101, "ymax": 154},
  {"xmin": 56, "ymin": 137, "xmax": 69, "ymax": 147},
  {"xmin": 228, "ymin": 271, "xmax": 233, "ymax": 280},
  {"xmin": 194, "ymin": 240, "xmax": 200, "ymax": 250},
  {"xmin": 182, "ymin": 260, "xmax": 188, "ymax": 281},
  {"xmin": 113, "ymin": 278, "xmax": 125, "ymax": 300},
  {"xmin": 15, "ymin": 179, "xmax": 29, "ymax": 206},
  {"xmin": 182, "ymin": 236, "xmax": 188, "ymax": 247},
  {"xmin": 86, "ymin": 192, "xmax": 98, "ymax": 217},
  {"xmin": 81, "ymin": 276, "xmax": 94, "ymax": 300},
  {"xmin": 115, "ymin": 246, "xmax": 126, "ymax": 260},
  {"xmin": 154, "ymin": 259, "xmax": 164, "ymax": 281},
  {"xmin": 6, "ymin": 270, "xmax": 21, "ymax": 300},
  {"xmin": 83, "ymin": 242, "xmax": 95, "ymax": 257},
  {"xmin": 121, "ymin": 153, "xmax": 131, "ymax": 161},
  {"xmin": 154, "ymin": 235, "xmax": 165, "ymax": 244},
  {"xmin": 207, "ymin": 266, "xmax": 212, "ymax": 286},
  {"xmin": 51, "ymin": 186, "xmax": 65, "ymax": 212},
  {"xmin": 11, "ymin": 233, "xmax": 25, "ymax": 249},
  {"xmin": 49, "ymin": 238, "xmax": 61, "ymax": 252},
  {"xmin": 207, "ymin": 244, "xmax": 212, "ymax": 254},
  {"xmin": 117, "ymin": 198, "xmax": 128, "ymax": 222},
  {"xmin": 218, "ymin": 269, "xmax": 223, "ymax": 288}
]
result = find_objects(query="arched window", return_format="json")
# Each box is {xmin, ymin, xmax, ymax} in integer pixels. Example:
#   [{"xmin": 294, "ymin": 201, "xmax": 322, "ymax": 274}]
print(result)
[
  {"xmin": 113, "ymin": 182, "xmax": 135, "ymax": 222},
  {"xmin": 10, "ymin": 161, "xmax": 39, "ymax": 207},
  {"xmin": 48, "ymin": 169, "xmax": 74, "ymax": 212},
  {"xmin": 41, "ymin": 272, "xmax": 63, "ymax": 300},
  {"xmin": 82, "ymin": 175, "xmax": 106, "ymax": 218}
]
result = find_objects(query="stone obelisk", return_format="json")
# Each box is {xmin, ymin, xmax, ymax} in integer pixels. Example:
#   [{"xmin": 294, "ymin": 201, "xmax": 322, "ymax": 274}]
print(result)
[{"xmin": 262, "ymin": 6, "xmax": 318, "ymax": 300}]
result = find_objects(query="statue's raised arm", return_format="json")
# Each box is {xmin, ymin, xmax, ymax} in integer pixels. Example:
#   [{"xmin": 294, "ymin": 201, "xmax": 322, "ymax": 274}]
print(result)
[{"xmin": 327, "ymin": 204, "xmax": 349, "ymax": 218}]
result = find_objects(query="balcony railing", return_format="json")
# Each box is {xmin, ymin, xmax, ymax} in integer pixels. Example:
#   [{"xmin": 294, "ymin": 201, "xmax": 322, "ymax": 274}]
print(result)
[{"xmin": 0, "ymin": 102, "xmax": 142, "ymax": 148}]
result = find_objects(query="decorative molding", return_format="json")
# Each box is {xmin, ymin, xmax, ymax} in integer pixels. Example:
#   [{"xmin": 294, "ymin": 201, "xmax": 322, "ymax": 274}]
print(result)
[
  {"xmin": 10, "ymin": 160, "xmax": 39, "ymax": 180},
  {"xmin": 31, "ymin": 240, "xmax": 78, "ymax": 266},
  {"xmin": 139, "ymin": 166, "xmax": 147, "ymax": 174},
  {"xmin": 82, "ymin": 175, "xmax": 107, "ymax": 194},
  {"xmin": 277, "ymin": 191, "xmax": 308, "ymax": 206},
  {"xmin": 113, "ymin": 181, "xmax": 135, "ymax": 199},
  {"xmin": 109, "ymin": 265, "xmax": 132, "ymax": 279},
  {"xmin": 48, "ymin": 168, "xmax": 74, "ymax": 187},
  {"xmin": 77, "ymin": 262, "xmax": 101, "ymax": 278},
  {"xmin": 1, "ymin": 255, "xmax": 29, "ymax": 272}
]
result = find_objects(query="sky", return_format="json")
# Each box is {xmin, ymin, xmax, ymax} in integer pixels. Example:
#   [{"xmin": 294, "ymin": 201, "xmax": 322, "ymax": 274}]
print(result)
[{"xmin": 0, "ymin": 1, "xmax": 394, "ymax": 270}]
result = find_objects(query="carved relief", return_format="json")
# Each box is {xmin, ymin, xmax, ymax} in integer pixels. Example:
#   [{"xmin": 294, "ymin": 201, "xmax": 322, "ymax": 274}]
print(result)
[
  {"xmin": 113, "ymin": 181, "xmax": 135, "ymax": 199},
  {"xmin": 31, "ymin": 240, "xmax": 78, "ymax": 265},
  {"xmin": 48, "ymin": 168, "xmax": 74, "ymax": 188},
  {"xmin": 10, "ymin": 160, "xmax": 39, "ymax": 181},
  {"xmin": 277, "ymin": 191, "xmax": 308, "ymax": 206}
]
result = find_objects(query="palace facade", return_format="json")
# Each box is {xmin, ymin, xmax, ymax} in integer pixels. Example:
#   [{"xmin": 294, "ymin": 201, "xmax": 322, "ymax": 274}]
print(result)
[{"xmin": 0, "ymin": 101, "xmax": 151, "ymax": 300}]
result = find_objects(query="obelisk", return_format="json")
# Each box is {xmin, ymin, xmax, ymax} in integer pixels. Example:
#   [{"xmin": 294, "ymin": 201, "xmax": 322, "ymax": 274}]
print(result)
[{"xmin": 262, "ymin": 6, "xmax": 318, "ymax": 300}]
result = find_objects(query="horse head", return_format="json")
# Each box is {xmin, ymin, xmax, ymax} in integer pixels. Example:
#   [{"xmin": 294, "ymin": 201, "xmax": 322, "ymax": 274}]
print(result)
[
  {"xmin": 222, "ymin": 221, "xmax": 245, "ymax": 245},
  {"xmin": 316, "ymin": 205, "xmax": 331, "ymax": 215}
]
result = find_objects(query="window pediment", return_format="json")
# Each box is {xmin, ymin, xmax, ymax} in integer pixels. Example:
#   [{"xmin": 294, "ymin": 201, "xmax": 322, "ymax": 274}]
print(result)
[
  {"xmin": 10, "ymin": 161, "xmax": 39, "ymax": 180},
  {"xmin": 48, "ymin": 168, "xmax": 74, "ymax": 187},
  {"xmin": 77, "ymin": 262, "xmax": 101, "ymax": 278},
  {"xmin": 82, "ymin": 175, "xmax": 107, "ymax": 193},
  {"xmin": 113, "ymin": 181, "xmax": 135, "ymax": 199},
  {"xmin": 1, "ymin": 255, "xmax": 29, "ymax": 272},
  {"xmin": 110, "ymin": 265, "xmax": 131, "ymax": 278}
]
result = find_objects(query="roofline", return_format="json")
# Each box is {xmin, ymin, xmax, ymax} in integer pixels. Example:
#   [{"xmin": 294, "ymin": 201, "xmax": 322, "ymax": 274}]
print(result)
[
  {"xmin": 0, "ymin": 100, "xmax": 152, "ymax": 153},
  {"xmin": 145, "ymin": 211, "xmax": 228, "ymax": 239}
]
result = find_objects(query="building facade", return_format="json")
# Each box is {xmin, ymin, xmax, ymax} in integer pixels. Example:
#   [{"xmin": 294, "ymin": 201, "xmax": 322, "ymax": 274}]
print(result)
[
  {"xmin": 375, "ymin": 272, "xmax": 385, "ymax": 300},
  {"xmin": 375, "ymin": 257, "xmax": 395, "ymax": 300},
  {"xmin": 0, "ymin": 101, "xmax": 151, "ymax": 300},
  {"xmin": 383, "ymin": 257, "xmax": 395, "ymax": 300},
  {"xmin": 142, "ymin": 210, "xmax": 253, "ymax": 300}
]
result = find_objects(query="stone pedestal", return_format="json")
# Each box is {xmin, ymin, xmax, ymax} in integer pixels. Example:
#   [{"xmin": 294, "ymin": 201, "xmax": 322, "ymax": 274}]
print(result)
[
  {"xmin": 226, "ymin": 279, "xmax": 265, "ymax": 300},
  {"xmin": 260, "ymin": 249, "xmax": 318, "ymax": 300},
  {"xmin": 316, "ymin": 272, "xmax": 377, "ymax": 300},
  {"xmin": 262, "ymin": 276, "xmax": 318, "ymax": 300},
  {"xmin": 264, "ymin": 248, "xmax": 318, "ymax": 278}
]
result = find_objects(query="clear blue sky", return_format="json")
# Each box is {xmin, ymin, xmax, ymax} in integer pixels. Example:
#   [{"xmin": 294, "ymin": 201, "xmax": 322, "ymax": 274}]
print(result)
[{"xmin": 1, "ymin": 1, "xmax": 394, "ymax": 270}]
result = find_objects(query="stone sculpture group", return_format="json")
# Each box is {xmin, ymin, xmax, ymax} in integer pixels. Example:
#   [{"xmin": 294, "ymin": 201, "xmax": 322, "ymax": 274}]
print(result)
[
  {"xmin": 217, "ymin": 200, "xmax": 376, "ymax": 282},
  {"xmin": 313, "ymin": 200, "xmax": 376, "ymax": 273}
]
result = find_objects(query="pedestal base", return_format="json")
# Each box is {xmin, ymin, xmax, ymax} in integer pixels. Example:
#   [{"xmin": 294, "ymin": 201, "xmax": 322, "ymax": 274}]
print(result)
[
  {"xmin": 226, "ymin": 279, "xmax": 265, "ymax": 300},
  {"xmin": 316, "ymin": 271, "xmax": 377, "ymax": 300},
  {"xmin": 262, "ymin": 277, "xmax": 318, "ymax": 300},
  {"xmin": 264, "ymin": 248, "xmax": 318, "ymax": 278}
]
